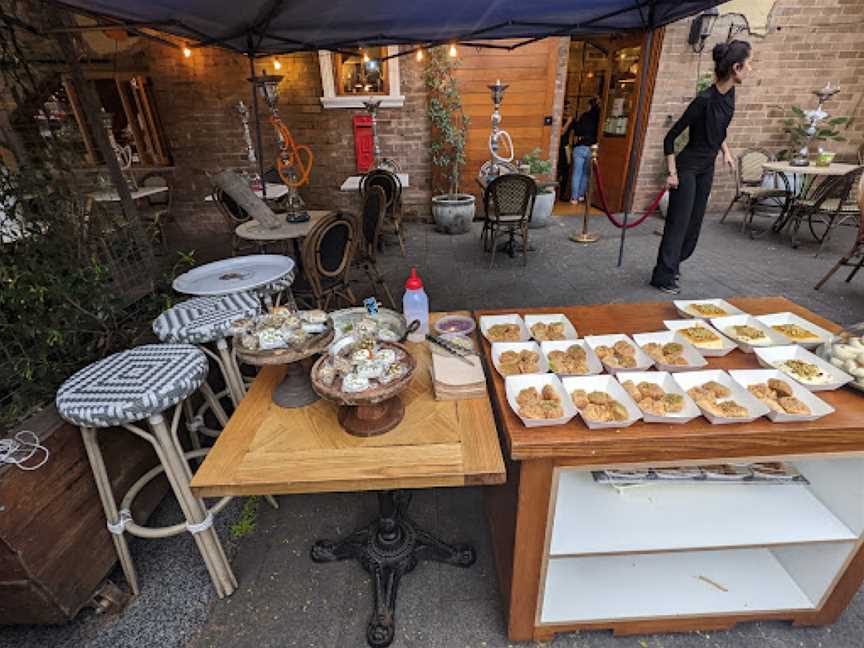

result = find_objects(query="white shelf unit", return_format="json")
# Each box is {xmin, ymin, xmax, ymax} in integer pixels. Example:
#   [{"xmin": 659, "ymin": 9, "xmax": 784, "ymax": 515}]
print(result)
[{"xmin": 539, "ymin": 458, "xmax": 864, "ymax": 626}]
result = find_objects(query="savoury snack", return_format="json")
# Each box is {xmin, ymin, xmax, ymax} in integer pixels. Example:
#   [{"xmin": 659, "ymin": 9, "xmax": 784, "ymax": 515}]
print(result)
[
  {"xmin": 595, "ymin": 341, "xmax": 639, "ymax": 369},
  {"xmin": 531, "ymin": 321, "xmax": 567, "ymax": 341},
  {"xmin": 517, "ymin": 385, "xmax": 564, "ymax": 419},
  {"xmin": 746, "ymin": 379, "xmax": 811, "ymax": 416},
  {"xmin": 687, "ymin": 381, "xmax": 749, "ymax": 419},
  {"xmin": 498, "ymin": 349, "xmax": 541, "ymax": 375},
  {"xmin": 487, "ymin": 323, "xmax": 522, "ymax": 342},
  {"xmin": 547, "ymin": 344, "xmax": 590, "ymax": 375},
  {"xmin": 622, "ymin": 379, "xmax": 686, "ymax": 417},
  {"xmin": 572, "ymin": 389, "xmax": 630, "ymax": 423}
]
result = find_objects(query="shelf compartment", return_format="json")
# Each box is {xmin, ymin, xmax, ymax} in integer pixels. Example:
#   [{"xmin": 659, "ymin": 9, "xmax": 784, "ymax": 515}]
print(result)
[
  {"xmin": 541, "ymin": 548, "xmax": 820, "ymax": 624},
  {"xmin": 550, "ymin": 469, "xmax": 857, "ymax": 557}
]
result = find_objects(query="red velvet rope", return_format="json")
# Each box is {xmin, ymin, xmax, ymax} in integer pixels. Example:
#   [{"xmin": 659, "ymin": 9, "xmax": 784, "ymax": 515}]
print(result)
[{"xmin": 591, "ymin": 160, "xmax": 667, "ymax": 229}]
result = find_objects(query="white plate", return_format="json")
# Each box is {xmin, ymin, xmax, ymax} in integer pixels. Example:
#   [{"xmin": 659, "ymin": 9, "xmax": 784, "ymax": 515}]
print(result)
[
  {"xmin": 631, "ymin": 331, "xmax": 708, "ymax": 372},
  {"xmin": 617, "ymin": 371, "xmax": 702, "ymax": 424},
  {"xmin": 673, "ymin": 298, "xmax": 746, "ymax": 320},
  {"xmin": 560, "ymin": 374, "xmax": 642, "ymax": 430},
  {"xmin": 491, "ymin": 341, "xmax": 548, "ymax": 377},
  {"xmin": 479, "ymin": 314, "xmax": 530, "ymax": 343},
  {"xmin": 672, "ymin": 370, "xmax": 770, "ymax": 425},
  {"xmin": 663, "ymin": 319, "xmax": 737, "ymax": 357},
  {"xmin": 505, "ymin": 374, "xmax": 576, "ymax": 428},
  {"xmin": 754, "ymin": 312, "xmax": 834, "ymax": 349},
  {"xmin": 753, "ymin": 345, "xmax": 853, "ymax": 392},
  {"xmin": 583, "ymin": 334, "xmax": 654, "ymax": 374},
  {"xmin": 172, "ymin": 255, "xmax": 295, "ymax": 296},
  {"xmin": 524, "ymin": 313, "xmax": 579, "ymax": 341},
  {"xmin": 710, "ymin": 315, "xmax": 788, "ymax": 354},
  {"xmin": 728, "ymin": 369, "xmax": 835, "ymax": 423},
  {"xmin": 540, "ymin": 340, "xmax": 603, "ymax": 376}
]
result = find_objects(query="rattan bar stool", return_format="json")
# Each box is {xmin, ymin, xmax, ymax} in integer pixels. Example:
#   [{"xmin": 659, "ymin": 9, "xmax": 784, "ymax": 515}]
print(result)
[{"xmin": 56, "ymin": 344, "xmax": 237, "ymax": 598}]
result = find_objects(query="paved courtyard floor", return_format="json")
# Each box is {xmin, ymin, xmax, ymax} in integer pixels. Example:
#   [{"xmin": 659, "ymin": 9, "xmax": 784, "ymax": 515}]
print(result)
[{"xmin": 4, "ymin": 208, "xmax": 863, "ymax": 648}]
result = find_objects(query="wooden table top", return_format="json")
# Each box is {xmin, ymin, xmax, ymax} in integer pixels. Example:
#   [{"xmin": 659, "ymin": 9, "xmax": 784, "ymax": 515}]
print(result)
[
  {"xmin": 762, "ymin": 161, "xmax": 862, "ymax": 177},
  {"xmin": 476, "ymin": 297, "xmax": 864, "ymax": 466},
  {"xmin": 234, "ymin": 210, "xmax": 329, "ymax": 241},
  {"xmin": 191, "ymin": 312, "xmax": 505, "ymax": 497}
]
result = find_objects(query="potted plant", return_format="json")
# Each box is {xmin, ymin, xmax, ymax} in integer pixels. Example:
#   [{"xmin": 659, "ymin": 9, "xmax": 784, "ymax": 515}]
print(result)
[
  {"xmin": 782, "ymin": 105, "xmax": 848, "ymax": 166},
  {"xmin": 424, "ymin": 46, "xmax": 475, "ymax": 234},
  {"xmin": 520, "ymin": 147, "xmax": 555, "ymax": 229}
]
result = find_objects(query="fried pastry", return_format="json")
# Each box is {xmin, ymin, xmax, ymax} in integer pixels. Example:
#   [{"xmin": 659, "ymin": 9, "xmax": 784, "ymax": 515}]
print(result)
[
  {"xmin": 703, "ymin": 381, "xmax": 731, "ymax": 398},
  {"xmin": 779, "ymin": 396, "xmax": 811, "ymax": 416},
  {"xmin": 679, "ymin": 325, "xmax": 723, "ymax": 350},
  {"xmin": 772, "ymin": 323, "xmax": 820, "ymax": 342},
  {"xmin": 499, "ymin": 350, "xmax": 519, "ymax": 364},
  {"xmin": 613, "ymin": 340, "xmax": 636, "ymax": 356},
  {"xmin": 541, "ymin": 384, "xmax": 561, "ymax": 403},
  {"xmin": 690, "ymin": 380, "xmax": 748, "ymax": 418},
  {"xmin": 768, "ymin": 378, "xmax": 794, "ymax": 398},
  {"xmin": 587, "ymin": 390, "xmax": 611, "ymax": 404},
  {"xmin": 547, "ymin": 345, "xmax": 589, "ymax": 375},
  {"xmin": 621, "ymin": 379, "xmax": 642, "ymax": 402},
  {"xmin": 516, "ymin": 387, "xmax": 540, "ymax": 407},
  {"xmin": 594, "ymin": 345, "xmax": 612, "ymax": 359},
  {"xmin": 662, "ymin": 393, "xmax": 685, "ymax": 413},
  {"xmin": 498, "ymin": 361, "xmax": 521, "ymax": 376},
  {"xmin": 487, "ymin": 323, "xmax": 522, "ymax": 342},
  {"xmin": 583, "ymin": 403, "xmax": 612, "ymax": 422},
  {"xmin": 520, "ymin": 403, "xmax": 546, "ymax": 419},
  {"xmin": 571, "ymin": 389, "xmax": 589, "ymax": 409},
  {"xmin": 641, "ymin": 340, "xmax": 690, "ymax": 367},
  {"xmin": 609, "ymin": 402, "xmax": 629, "ymax": 421},
  {"xmin": 725, "ymin": 324, "xmax": 770, "ymax": 345},
  {"xmin": 518, "ymin": 384, "xmax": 565, "ymax": 420},
  {"xmin": 662, "ymin": 342, "xmax": 684, "ymax": 358},
  {"xmin": 688, "ymin": 303, "xmax": 728, "ymax": 317},
  {"xmin": 638, "ymin": 381, "xmax": 665, "ymax": 400},
  {"xmin": 499, "ymin": 349, "xmax": 540, "ymax": 375}
]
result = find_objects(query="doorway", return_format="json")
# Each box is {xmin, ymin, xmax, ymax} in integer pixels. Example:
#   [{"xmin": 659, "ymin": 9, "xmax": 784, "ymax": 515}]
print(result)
[{"xmin": 558, "ymin": 33, "xmax": 660, "ymax": 213}]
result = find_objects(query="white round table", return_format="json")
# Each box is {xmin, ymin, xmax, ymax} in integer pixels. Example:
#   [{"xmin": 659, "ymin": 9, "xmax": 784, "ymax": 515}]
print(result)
[{"xmin": 172, "ymin": 254, "xmax": 296, "ymax": 297}]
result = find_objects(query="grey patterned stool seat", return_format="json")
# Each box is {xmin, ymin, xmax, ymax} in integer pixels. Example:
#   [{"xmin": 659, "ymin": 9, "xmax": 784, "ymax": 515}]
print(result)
[{"xmin": 56, "ymin": 344, "xmax": 237, "ymax": 599}]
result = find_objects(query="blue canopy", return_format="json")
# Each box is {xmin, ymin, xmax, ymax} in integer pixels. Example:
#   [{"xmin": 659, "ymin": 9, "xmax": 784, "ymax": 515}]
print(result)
[{"xmin": 55, "ymin": 0, "xmax": 727, "ymax": 54}]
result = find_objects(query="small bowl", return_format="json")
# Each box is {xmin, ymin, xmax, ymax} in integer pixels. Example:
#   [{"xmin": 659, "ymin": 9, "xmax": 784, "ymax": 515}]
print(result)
[{"xmin": 434, "ymin": 315, "xmax": 476, "ymax": 337}]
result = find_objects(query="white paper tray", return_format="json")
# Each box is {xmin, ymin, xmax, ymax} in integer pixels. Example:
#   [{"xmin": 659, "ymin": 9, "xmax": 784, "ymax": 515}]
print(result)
[
  {"xmin": 631, "ymin": 331, "xmax": 708, "ymax": 372},
  {"xmin": 728, "ymin": 369, "xmax": 835, "ymax": 423},
  {"xmin": 754, "ymin": 312, "xmax": 833, "ymax": 349},
  {"xmin": 618, "ymin": 371, "xmax": 702, "ymax": 424},
  {"xmin": 540, "ymin": 340, "xmax": 603, "ymax": 376},
  {"xmin": 524, "ymin": 313, "xmax": 579, "ymax": 341},
  {"xmin": 672, "ymin": 370, "xmax": 770, "ymax": 425},
  {"xmin": 710, "ymin": 314, "xmax": 788, "ymax": 354},
  {"xmin": 479, "ymin": 314, "xmax": 530, "ymax": 343},
  {"xmin": 583, "ymin": 334, "xmax": 654, "ymax": 374},
  {"xmin": 560, "ymin": 375, "xmax": 642, "ymax": 430},
  {"xmin": 491, "ymin": 341, "xmax": 548, "ymax": 377},
  {"xmin": 663, "ymin": 319, "xmax": 737, "ymax": 357},
  {"xmin": 673, "ymin": 298, "xmax": 746, "ymax": 320},
  {"xmin": 505, "ymin": 374, "xmax": 577, "ymax": 428},
  {"xmin": 754, "ymin": 345, "xmax": 853, "ymax": 392}
]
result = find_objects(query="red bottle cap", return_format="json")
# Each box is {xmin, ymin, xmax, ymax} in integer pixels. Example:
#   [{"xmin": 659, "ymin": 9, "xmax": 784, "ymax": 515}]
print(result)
[{"xmin": 405, "ymin": 267, "xmax": 423, "ymax": 290}]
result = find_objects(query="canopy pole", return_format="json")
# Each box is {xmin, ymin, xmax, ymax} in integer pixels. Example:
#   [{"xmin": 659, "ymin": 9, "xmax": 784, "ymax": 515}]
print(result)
[{"xmin": 247, "ymin": 42, "xmax": 268, "ymax": 200}]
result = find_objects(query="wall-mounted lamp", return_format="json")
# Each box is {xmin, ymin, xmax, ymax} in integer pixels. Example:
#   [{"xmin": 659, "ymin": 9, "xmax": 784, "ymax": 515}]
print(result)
[
  {"xmin": 448, "ymin": 43, "xmax": 458, "ymax": 58},
  {"xmin": 182, "ymin": 45, "xmax": 192, "ymax": 58},
  {"xmin": 416, "ymin": 48, "xmax": 424, "ymax": 62},
  {"xmin": 273, "ymin": 58, "xmax": 282, "ymax": 70},
  {"xmin": 687, "ymin": 7, "xmax": 719, "ymax": 53}
]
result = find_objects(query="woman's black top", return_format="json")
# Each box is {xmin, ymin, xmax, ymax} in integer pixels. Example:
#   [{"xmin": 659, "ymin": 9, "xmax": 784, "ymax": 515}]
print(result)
[{"xmin": 663, "ymin": 85, "xmax": 735, "ymax": 173}]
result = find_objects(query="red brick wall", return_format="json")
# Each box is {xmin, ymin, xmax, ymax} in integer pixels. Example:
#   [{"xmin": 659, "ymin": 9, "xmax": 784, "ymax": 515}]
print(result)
[{"xmin": 633, "ymin": 0, "xmax": 864, "ymax": 214}]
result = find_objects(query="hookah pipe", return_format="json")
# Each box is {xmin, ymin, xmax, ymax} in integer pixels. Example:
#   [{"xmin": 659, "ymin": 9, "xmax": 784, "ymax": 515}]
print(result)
[
  {"xmin": 271, "ymin": 115, "xmax": 314, "ymax": 188},
  {"xmin": 236, "ymin": 101, "xmax": 257, "ymax": 163},
  {"xmin": 485, "ymin": 80, "xmax": 514, "ymax": 177}
]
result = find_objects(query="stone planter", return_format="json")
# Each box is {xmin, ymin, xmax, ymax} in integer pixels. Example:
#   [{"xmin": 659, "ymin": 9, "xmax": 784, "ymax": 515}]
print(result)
[
  {"xmin": 529, "ymin": 189, "xmax": 555, "ymax": 229},
  {"xmin": 432, "ymin": 193, "xmax": 476, "ymax": 235}
]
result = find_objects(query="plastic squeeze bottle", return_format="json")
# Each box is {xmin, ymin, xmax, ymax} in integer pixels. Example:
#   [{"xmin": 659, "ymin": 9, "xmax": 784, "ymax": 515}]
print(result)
[{"xmin": 403, "ymin": 267, "xmax": 429, "ymax": 343}]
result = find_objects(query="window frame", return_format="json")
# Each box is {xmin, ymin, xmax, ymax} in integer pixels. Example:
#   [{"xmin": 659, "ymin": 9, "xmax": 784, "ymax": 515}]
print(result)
[{"xmin": 318, "ymin": 46, "xmax": 405, "ymax": 109}]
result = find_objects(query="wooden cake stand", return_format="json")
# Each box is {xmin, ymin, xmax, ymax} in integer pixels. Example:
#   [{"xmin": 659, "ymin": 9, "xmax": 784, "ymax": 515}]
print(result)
[
  {"xmin": 236, "ymin": 325, "xmax": 334, "ymax": 408},
  {"xmin": 310, "ymin": 342, "xmax": 417, "ymax": 437}
]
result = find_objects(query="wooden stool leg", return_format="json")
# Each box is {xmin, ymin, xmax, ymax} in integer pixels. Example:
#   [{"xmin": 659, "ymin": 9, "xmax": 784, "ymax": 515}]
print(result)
[
  {"xmin": 182, "ymin": 399, "xmax": 202, "ymax": 451},
  {"xmin": 216, "ymin": 338, "xmax": 245, "ymax": 405},
  {"xmin": 147, "ymin": 414, "xmax": 237, "ymax": 597},
  {"xmin": 80, "ymin": 427, "xmax": 140, "ymax": 595}
]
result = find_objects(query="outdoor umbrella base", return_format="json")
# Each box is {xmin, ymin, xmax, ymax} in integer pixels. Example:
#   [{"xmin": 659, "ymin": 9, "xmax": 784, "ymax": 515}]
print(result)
[{"xmin": 311, "ymin": 490, "xmax": 476, "ymax": 648}]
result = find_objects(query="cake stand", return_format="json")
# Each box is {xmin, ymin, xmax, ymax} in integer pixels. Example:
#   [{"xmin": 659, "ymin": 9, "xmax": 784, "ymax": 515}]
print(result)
[
  {"xmin": 235, "ymin": 323, "xmax": 334, "ymax": 408},
  {"xmin": 310, "ymin": 342, "xmax": 417, "ymax": 437}
]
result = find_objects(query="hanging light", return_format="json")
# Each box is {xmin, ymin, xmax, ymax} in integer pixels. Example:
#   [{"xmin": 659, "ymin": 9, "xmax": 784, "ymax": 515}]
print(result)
[
  {"xmin": 273, "ymin": 58, "xmax": 282, "ymax": 70},
  {"xmin": 182, "ymin": 45, "xmax": 192, "ymax": 58},
  {"xmin": 416, "ymin": 48, "xmax": 424, "ymax": 62},
  {"xmin": 362, "ymin": 50, "xmax": 370, "ymax": 63},
  {"xmin": 448, "ymin": 43, "xmax": 458, "ymax": 57}
]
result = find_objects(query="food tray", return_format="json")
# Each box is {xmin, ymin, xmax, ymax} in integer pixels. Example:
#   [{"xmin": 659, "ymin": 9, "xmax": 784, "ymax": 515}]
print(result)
[
  {"xmin": 491, "ymin": 341, "xmax": 548, "ymax": 377},
  {"xmin": 172, "ymin": 254, "xmax": 295, "ymax": 296},
  {"xmin": 663, "ymin": 319, "xmax": 737, "ymax": 357},
  {"xmin": 618, "ymin": 371, "xmax": 701, "ymax": 424},
  {"xmin": 330, "ymin": 307, "xmax": 407, "ymax": 342},
  {"xmin": 479, "ymin": 314, "xmax": 530, "ymax": 343},
  {"xmin": 673, "ymin": 298, "xmax": 746, "ymax": 320},
  {"xmin": 728, "ymin": 369, "xmax": 835, "ymax": 423},
  {"xmin": 560, "ymin": 374, "xmax": 642, "ymax": 430},
  {"xmin": 504, "ymin": 374, "xmax": 576, "ymax": 428},
  {"xmin": 672, "ymin": 369, "xmax": 770, "ymax": 425},
  {"xmin": 754, "ymin": 345, "xmax": 853, "ymax": 392},
  {"xmin": 710, "ymin": 314, "xmax": 788, "ymax": 354},
  {"xmin": 583, "ymin": 334, "xmax": 654, "ymax": 374},
  {"xmin": 523, "ymin": 313, "xmax": 578, "ymax": 341},
  {"xmin": 631, "ymin": 331, "xmax": 708, "ymax": 372},
  {"xmin": 540, "ymin": 340, "xmax": 603, "ymax": 376},
  {"xmin": 754, "ymin": 312, "xmax": 833, "ymax": 349}
]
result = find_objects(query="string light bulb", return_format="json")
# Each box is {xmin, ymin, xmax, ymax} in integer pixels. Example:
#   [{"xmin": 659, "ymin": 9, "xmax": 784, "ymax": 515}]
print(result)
[
  {"xmin": 182, "ymin": 45, "xmax": 192, "ymax": 58},
  {"xmin": 362, "ymin": 51, "xmax": 370, "ymax": 63},
  {"xmin": 273, "ymin": 58, "xmax": 282, "ymax": 70},
  {"xmin": 448, "ymin": 43, "xmax": 458, "ymax": 57},
  {"xmin": 416, "ymin": 48, "xmax": 424, "ymax": 62}
]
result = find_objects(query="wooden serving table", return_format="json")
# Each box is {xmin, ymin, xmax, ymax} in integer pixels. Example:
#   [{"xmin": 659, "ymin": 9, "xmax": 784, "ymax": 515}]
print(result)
[
  {"xmin": 477, "ymin": 297, "xmax": 864, "ymax": 643},
  {"xmin": 191, "ymin": 312, "xmax": 504, "ymax": 647}
]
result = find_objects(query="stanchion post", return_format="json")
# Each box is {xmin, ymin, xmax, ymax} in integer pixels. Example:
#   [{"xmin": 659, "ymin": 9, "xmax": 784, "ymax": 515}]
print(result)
[{"xmin": 569, "ymin": 144, "xmax": 600, "ymax": 244}]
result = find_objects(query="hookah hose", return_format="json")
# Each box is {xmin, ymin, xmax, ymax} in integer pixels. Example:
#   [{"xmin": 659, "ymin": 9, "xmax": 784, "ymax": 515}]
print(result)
[
  {"xmin": 271, "ymin": 116, "xmax": 314, "ymax": 188},
  {"xmin": 489, "ymin": 130, "xmax": 514, "ymax": 163},
  {"xmin": 591, "ymin": 159, "xmax": 667, "ymax": 229}
]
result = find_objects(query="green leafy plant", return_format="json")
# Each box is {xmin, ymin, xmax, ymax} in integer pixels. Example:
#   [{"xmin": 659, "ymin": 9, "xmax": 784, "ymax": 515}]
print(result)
[
  {"xmin": 424, "ymin": 46, "xmax": 470, "ymax": 197},
  {"xmin": 230, "ymin": 496, "xmax": 261, "ymax": 538},
  {"xmin": 521, "ymin": 147, "xmax": 553, "ymax": 177},
  {"xmin": 782, "ymin": 106, "xmax": 849, "ymax": 152}
]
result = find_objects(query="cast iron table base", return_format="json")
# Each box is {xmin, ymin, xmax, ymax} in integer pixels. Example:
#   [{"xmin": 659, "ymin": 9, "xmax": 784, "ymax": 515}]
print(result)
[{"xmin": 311, "ymin": 490, "xmax": 476, "ymax": 647}]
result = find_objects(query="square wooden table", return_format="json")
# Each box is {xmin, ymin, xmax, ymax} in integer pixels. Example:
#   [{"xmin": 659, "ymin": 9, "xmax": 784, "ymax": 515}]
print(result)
[{"xmin": 476, "ymin": 297, "xmax": 864, "ymax": 644}]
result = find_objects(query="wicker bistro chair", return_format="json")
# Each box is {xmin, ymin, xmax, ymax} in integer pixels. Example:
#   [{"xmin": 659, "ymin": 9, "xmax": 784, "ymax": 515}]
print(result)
[
  {"xmin": 719, "ymin": 148, "xmax": 790, "ymax": 238},
  {"xmin": 787, "ymin": 167, "xmax": 864, "ymax": 252},
  {"xmin": 140, "ymin": 174, "xmax": 173, "ymax": 250},
  {"xmin": 293, "ymin": 211, "xmax": 357, "ymax": 310},
  {"xmin": 360, "ymin": 169, "xmax": 406, "ymax": 257},
  {"xmin": 481, "ymin": 173, "xmax": 537, "ymax": 268},
  {"xmin": 352, "ymin": 185, "xmax": 397, "ymax": 309},
  {"xmin": 815, "ymin": 174, "xmax": 864, "ymax": 290}
]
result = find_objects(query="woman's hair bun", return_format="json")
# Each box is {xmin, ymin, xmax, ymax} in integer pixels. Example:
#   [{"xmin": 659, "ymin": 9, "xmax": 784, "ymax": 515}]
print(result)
[{"xmin": 712, "ymin": 42, "xmax": 729, "ymax": 63}]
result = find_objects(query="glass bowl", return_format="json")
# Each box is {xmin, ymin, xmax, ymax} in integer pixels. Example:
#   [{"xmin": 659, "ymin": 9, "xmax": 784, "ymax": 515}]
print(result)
[{"xmin": 433, "ymin": 315, "xmax": 476, "ymax": 337}]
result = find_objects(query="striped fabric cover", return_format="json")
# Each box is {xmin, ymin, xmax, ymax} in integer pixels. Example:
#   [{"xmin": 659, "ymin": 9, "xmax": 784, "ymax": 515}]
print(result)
[
  {"xmin": 153, "ymin": 292, "xmax": 261, "ymax": 344},
  {"xmin": 56, "ymin": 344, "xmax": 208, "ymax": 427}
]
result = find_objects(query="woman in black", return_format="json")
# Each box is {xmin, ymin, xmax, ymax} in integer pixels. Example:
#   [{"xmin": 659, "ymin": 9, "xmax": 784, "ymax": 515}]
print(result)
[{"xmin": 650, "ymin": 40, "xmax": 753, "ymax": 294}]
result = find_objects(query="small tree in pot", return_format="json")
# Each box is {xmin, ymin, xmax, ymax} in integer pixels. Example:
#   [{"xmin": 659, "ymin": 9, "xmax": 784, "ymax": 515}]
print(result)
[{"xmin": 424, "ymin": 46, "xmax": 475, "ymax": 234}]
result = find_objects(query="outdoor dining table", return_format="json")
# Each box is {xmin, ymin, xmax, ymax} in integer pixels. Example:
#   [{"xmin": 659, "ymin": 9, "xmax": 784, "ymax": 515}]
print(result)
[
  {"xmin": 761, "ymin": 161, "xmax": 863, "ymax": 245},
  {"xmin": 191, "ymin": 311, "xmax": 505, "ymax": 647},
  {"xmin": 476, "ymin": 296, "xmax": 864, "ymax": 644},
  {"xmin": 233, "ymin": 209, "xmax": 328, "ymax": 247},
  {"xmin": 340, "ymin": 173, "xmax": 409, "ymax": 192},
  {"xmin": 203, "ymin": 182, "xmax": 290, "ymax": 202}
]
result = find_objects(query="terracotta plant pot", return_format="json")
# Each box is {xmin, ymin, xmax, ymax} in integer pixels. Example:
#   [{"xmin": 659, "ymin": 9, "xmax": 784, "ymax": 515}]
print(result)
[{"xmin": 431, "ymin": 193, "xmax": 476, "ymax": 234}]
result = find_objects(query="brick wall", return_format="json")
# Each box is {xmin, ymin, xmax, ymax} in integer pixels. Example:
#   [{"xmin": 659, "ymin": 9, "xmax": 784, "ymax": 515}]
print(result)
[
  {"xmin": 123, "ymin": 42, "xmax": 431, "ymax": 238},
  {"xmin": 633, "ymin": 0, "xmax": 864, "ymax": 214}
]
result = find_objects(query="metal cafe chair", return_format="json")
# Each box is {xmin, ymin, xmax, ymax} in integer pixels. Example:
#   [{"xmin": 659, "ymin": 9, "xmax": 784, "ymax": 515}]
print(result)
[
  {"xmin": 293, "ymin": 211, "xmax": 357, "ymax": 310},
  {"xmin": 719, "ymin": 148, "xmax": 790, "ymax": 239},
  {"xmin": 360, "ymin": 168, "xmax": 406, "ymax": 257},
  {"xmin": 815, "ymin": 174, "xmax": 864, "ymax": 290},
  {"xmin": 352, "ymin": 185, "xmax": 397, "ymax": 309},
  {"xmin": 481, "ymin": 173, "xmax": 537, "ymax": 268},
  {"xmin": 789, "ymin": 167, "xmax": 863, "ymax": 254}
]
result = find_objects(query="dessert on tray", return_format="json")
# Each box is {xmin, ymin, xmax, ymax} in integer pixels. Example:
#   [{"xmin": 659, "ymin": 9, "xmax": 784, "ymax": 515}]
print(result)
[
  {"xmin": 530, "ymin": 321, "xmax": 567, "ymax": 341},
  {"xmin": 315, "ymin": 337, "xmax": 412, "ymax": 395},
  {"xmin": 622, "ymin": 379, "xmax": 686, "ymax": 416},
  {"xmin": 773, "ymin": 359, "xmax": 833, "ymax": 386},
  {"xmin": 771, "ymin": 323, "xmax": 821, "ymax": 343},
  {"xmin": 594, "ymin": 340, "xmax": 638, "ymax": 369},
  {"xmin": 677, "ymin": 325, "xmax": 724, "ymax": 350},
  {"xmin": 235, "ymin": 308, "xmax": 330, "ymax": 352},
  {"xmin": 687, "ymin": 381, "xmax": 749, "ymax": 419},
  {"xmin": 724, "ymin": 324, "xmax": 771, "ymax": 347},
  {"xmin": 687, "ymin": 303, "xmax": 729, "ymax": 317},
  {"xmin": 487, "ymin": 323, "xmax": 522, "ymax": 342},
  {"xmin": 570, "ymin": 389, "xmax": 629, "ymax": 423},
  {"xmin": 746, "ymin": 378, "xmax": 811, "ymax": 416},
  {"xmin": 517, "ymin": 385, "xmax": 565, "ymax": 420},
  {"xmin": 499, "ymin": 349, "xmax": 541, "ymax": 376},
  {"xmin": 642, "ymin": 342, "xmax": 688, "ymax": 367},
  {"xmin": 547, "ymin": 344, "xmax": 590, "ymax": 375}
]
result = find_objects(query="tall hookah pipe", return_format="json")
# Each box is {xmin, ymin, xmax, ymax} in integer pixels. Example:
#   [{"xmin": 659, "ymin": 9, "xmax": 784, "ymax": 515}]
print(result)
[{"xmin": 485, "ymin": 80, "xmax": 514, "ymax": 178}]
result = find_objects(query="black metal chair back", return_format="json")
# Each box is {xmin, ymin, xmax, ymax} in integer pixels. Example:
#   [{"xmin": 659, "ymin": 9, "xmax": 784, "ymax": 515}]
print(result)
[
  {"xmin": 360, "ymin": 169, "xmax": 402, "ymax": 211},
  {"xmin": 213, "ymin": 188, "xmax": 250, "ymax": 226},
  {"xmin": 484, "ymin": 173, "xmax": 537, "ymax": 223},
  {"xmin": 303, "ymin": 212, "xmax": 355, "ymax": 280},
  {"xmin": 361, "ymin": 186, "xmax": 386, "ymax": 252}
]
